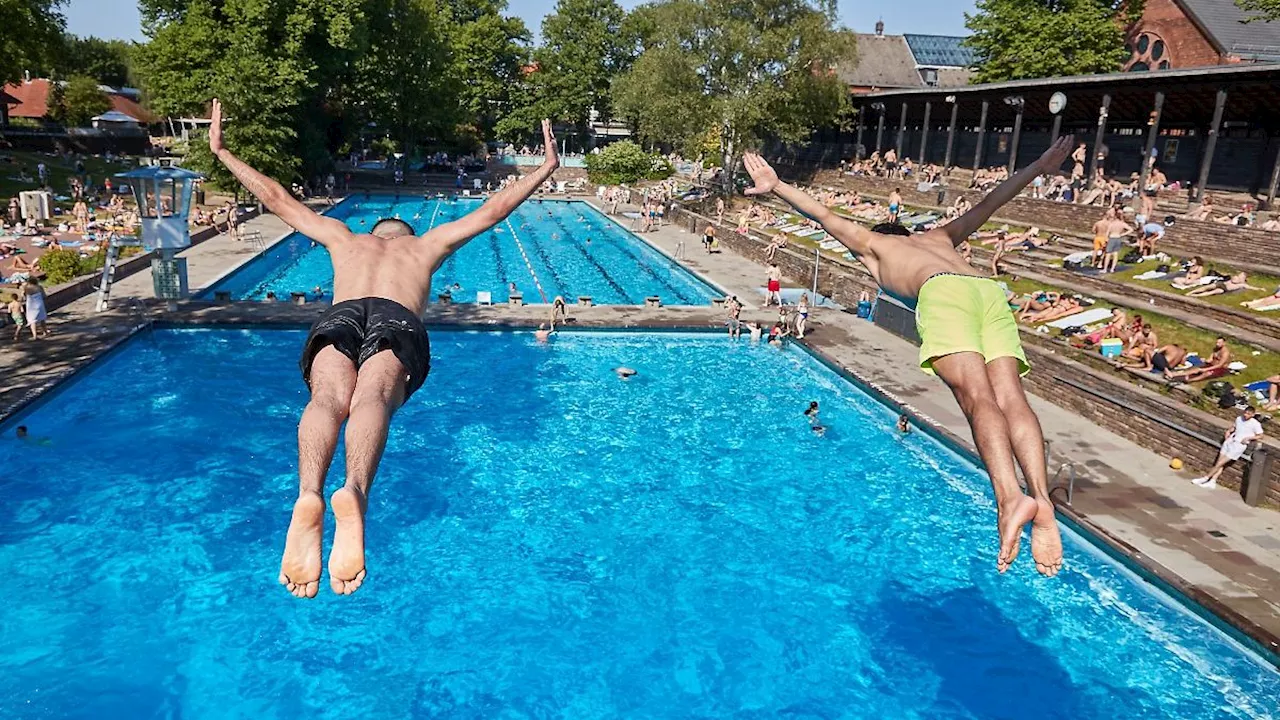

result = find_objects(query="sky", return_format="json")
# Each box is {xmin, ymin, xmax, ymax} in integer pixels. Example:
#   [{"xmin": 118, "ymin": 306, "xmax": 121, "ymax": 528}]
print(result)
[{"xmin": 63, "ymin": 0, "xmax": 977, "ymax": 44}]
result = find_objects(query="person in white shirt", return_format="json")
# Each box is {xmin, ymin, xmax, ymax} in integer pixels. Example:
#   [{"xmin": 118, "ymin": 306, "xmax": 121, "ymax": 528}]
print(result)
[{"xmin": 1193, "ymin": 406, "xmax": 1265, "ymax": 488}]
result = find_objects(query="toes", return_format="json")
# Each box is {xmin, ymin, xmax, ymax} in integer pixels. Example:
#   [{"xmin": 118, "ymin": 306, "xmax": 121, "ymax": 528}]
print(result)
[{"xmin": 304, "ymin": 580, "xmax": 318, "ymax": 598}]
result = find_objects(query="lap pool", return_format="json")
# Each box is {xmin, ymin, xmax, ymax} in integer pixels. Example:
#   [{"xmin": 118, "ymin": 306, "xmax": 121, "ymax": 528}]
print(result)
[
  {"xmin": 1, "ymin": 329, "xmax": 1276, "ymax": 718},
  {"xmin": 206, "ymin": 196, "xmax": 721, "ymax": 306}
]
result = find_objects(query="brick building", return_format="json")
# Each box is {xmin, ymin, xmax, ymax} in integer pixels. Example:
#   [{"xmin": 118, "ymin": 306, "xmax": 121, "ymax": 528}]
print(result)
[{"xmin": 1125, "ymin": 0, "xmax": 1280, "ymax": 70}]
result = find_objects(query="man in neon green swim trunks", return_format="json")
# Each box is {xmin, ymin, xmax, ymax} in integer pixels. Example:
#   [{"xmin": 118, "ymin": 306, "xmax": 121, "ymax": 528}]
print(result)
[{"xmin": 742, "ymin": 136, "xmax": 1074, "ymax": 577}]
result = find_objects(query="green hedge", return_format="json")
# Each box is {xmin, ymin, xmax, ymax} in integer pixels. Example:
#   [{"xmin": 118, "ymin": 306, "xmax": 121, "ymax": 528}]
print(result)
[{"xmin": 585, "ymin": 141, "xmax": 674, "ymax": 185}]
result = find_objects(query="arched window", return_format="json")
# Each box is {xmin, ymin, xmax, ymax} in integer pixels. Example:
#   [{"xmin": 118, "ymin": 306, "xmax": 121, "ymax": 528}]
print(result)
[{"xmin": 1126, "ymin": 31, "xmax": 1172, "ymax": 71}]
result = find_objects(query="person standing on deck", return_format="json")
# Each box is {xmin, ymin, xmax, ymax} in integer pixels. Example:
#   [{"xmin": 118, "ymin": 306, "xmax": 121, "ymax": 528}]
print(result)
[
  {"xmin": 209, "ymin": 98, "xmax": 561, "ymax": 598},
  {"xmin": 741, "ymin": 137, "xmax": 1074, "ymax": 577}
]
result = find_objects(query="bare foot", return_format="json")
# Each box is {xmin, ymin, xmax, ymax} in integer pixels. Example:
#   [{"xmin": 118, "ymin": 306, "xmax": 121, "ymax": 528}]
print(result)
[
  {"xmin": 328, "ymin": 486, "xmax": 367, "ymax": 595},
  {"xmin": 279, "ymin": 491, "xmax": 324, "ymax": 598},
  {"xmin": 996, "ymin": 495, "xmax": 1038, "ymax": 573},
  {"xmin": 1031, "ymin": 500, "xmax": 1064, "ymax": 577}
]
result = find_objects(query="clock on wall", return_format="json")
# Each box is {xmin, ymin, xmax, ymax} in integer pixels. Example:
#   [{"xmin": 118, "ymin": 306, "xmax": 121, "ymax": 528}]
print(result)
[{"xmin": 1049, "ymin": 92, "xmax": 1067, "ymax": 115}]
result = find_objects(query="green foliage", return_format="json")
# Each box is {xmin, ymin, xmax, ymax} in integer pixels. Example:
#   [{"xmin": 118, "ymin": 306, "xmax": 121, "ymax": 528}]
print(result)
[
  {"xmin": 55, "ymin": 35, "xmax": 135, "ymax": 87},
  {"xmin": 497, "ymin": 0, "xmax": 627, "ymax": 144},
  {"xmin": 612, "ymin": 0, "xmax": 855, "ymax": 188},
  {"xmin": 1237, "ymin": 0, "xmax": 1280, "ymax": 21},
  {"xmin": 965, "ymin": 0, "xmax": 1144, "ymax": 82},
  {"xmin": 0, "ymin": 0, "xmax": 65, "ymax": 85},
  {"xmin": 49, "ymin": 75, "xmax": 112, "ymax": 128},
  {"xmin": 584, "ymin": 140, "xmax": 672, "ymax": 184},
  {"xmin": 448, "ymin": 0, "xmax": 531, "ymax": 137},
  {"xmin": 39, "ymin": 248, "xmax": 85, "ymax": 285}
]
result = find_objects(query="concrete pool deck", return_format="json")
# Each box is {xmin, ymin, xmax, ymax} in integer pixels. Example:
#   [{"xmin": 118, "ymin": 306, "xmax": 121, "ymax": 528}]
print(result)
[{"xmin": 1, "ymin": 198, "xmax": 1277, "ymax": 658}]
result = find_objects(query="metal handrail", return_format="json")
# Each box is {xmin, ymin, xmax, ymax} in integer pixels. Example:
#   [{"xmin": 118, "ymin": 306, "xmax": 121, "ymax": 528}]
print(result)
[{"xmin": 1049, "ymin": 462, "xmax": 1077, "ymax": 504}]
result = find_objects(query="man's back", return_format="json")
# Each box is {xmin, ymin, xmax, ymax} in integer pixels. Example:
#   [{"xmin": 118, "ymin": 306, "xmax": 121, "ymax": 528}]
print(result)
[{"xmin": 328, "ymin": 234, "xmax": 440, "ymax": 314}]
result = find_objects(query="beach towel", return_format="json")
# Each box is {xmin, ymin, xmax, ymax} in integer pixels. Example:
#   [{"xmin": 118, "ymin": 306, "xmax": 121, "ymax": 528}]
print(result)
[
  {"xmin": 59, "ymin": 240, "xmax": 82, "ymax": 248},
  {"xmin": 1062, "ymin": 252, "xmax": 1091, "ymax": 264},
  {"xmin": 1133, "ymin": 270, "xmax": 1167, "ymax": 281},
  {"xmin": 819, "ymin": 240, "xmax": 843, "ymax": 251},
  {"xmin": 1245, "ymin": 380, "xmax": 1272, "ymax": 393},
  {"xmin": 794, "ymin": 228, "xmax": 825, "ymax": 238},
  {"xmin": 1045, "ymin": 308, "xmax": 1115, "ymax": 329},
  {"xmin": 1228, "ymin": 362, "xmax": 1248, "ymax": 372},
  {"xmin": 779, "ymin": 224, "xmax": 804, "ymax": 233}
]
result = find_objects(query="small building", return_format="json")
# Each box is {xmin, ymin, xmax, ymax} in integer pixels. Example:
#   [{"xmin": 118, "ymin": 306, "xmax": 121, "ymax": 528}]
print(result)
[
  {"xmin": 1, "ymin": 78, "xmax": 157, "ymax": 128},
  {"xmin": 1125, "ymin": 0, "xmax": 1280, "ymax": 70},
  {"xmin": 840, "ymin": 22, "xmax": 975, "ymax": 94},
  {"xmin": 0, "ymin": 88, "xmax": 17, "ymax": 128},
  {"xmin": 91, "ymin": 110, "xmax": 143, "ymax": 131}
]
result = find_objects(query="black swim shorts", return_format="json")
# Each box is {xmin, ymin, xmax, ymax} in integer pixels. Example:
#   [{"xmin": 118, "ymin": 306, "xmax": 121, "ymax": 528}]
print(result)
[{"xmin": 299, "ymin": 297, "xmax": 431, "ymax": 399}]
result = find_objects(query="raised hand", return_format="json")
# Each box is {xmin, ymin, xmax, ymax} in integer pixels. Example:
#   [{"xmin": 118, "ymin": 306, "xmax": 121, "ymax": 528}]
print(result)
[
  {"xmin": 1035, "ymin": 135, "xmax": 1073, "ymax": 175},
  {"xmin": 541, "ymin": 119, "xmax": 559, "ymax": 170},
  {"xmin": 209, "ymin": 98, "xmax": 224, "ymax": 155},
  {"xmin": 742, "ymin": 153, "xmax": 780, "ymax": 196}
]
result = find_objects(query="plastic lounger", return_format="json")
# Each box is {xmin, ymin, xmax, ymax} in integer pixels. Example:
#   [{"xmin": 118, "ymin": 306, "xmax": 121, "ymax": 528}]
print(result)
[{"xmin": 794, "ymin": 228, "xmax": 825, "ymax": 238}]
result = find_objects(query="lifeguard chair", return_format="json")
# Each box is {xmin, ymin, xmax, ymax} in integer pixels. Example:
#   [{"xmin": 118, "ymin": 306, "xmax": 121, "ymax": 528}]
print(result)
[{"xmin": 96, "ymin": 161, "xmax": 203, "ymax": 312}]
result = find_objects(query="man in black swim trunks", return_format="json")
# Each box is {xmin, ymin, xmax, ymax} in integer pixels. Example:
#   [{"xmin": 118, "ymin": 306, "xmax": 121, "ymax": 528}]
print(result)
[{"xmin": 209, "ymin": 99, "xmax": 560, "ymax": 598}]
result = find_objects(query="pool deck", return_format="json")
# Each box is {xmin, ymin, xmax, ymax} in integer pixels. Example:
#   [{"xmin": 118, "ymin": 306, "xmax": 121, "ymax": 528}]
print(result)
[{"xmin": 1, "ymin": 198, "xmax": 1278, "ymax": 659}]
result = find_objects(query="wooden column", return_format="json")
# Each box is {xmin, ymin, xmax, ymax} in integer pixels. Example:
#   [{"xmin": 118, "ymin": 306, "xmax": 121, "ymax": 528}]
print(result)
[
  {"xmin": 1008, "ymin": 102, "xmax": 1025, "ymax": 172},
  {"xmin": 875, "ymin": 107, "xmax": 886, "ymax": 153},
  {"xmin": 1267, "ymin": 143, "xmax": 1280, "ymax": 206},
  {"xmin": 973, "ymin": 100, "xmax": 989, "ymax": 172},
  {"xmin": 1050, "ymin": 115, "xmax": 1062, "ymax": 143},
  {"xmin": 1194, "ymin": 88, "xmax": 1228, "ymax": 203},
  {"xmin": 1087, "ymin": 94, "xmax": 1111, "ymax": 190},
  {"xmin": 895, "ymin": 102, "xmax": 908, "ymax": 158},
  {"xmin": 1138, "ymin": 91, "xmax": 1165, "ymax": 192},
  {"xmin": 918, "ymin": 101, "xmax": 932, "ymax": 164},
  {"xmin": 943, "ymin": 101, "xmax": 959, "ymax": 169},
  {"xmin": 854, "ymin": 107, "xmax": 866, "ymax": 160}
]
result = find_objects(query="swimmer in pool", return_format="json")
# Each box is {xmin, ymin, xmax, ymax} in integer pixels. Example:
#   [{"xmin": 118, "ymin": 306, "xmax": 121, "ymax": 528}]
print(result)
[
  {"xmin": 534, "ymin": 323, "xmax": 552, "ymax": 342},
  {"xmin": 897, "ymin": 415, "xmax": 912, "ymax": 434},
  {"xmin": 615, "ymin": 367, "xmax": 637, "ymax": 379},
  {"xmin": 744, "ymin": 139, "xmax": 1070, "ymax": 577},
  {"xmin": 210, "ymin": 99, "xmax": 561, "ymax": 597}
]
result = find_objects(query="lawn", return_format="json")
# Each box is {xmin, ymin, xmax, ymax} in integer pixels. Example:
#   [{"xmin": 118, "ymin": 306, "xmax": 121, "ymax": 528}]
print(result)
[
  {"xmin": 0, "ymin": 150, "xmax": 137, "ymax": 204},
  {"xmin": 1110, "ymin": 258, "xmax": 1280, "ymax": 314}
]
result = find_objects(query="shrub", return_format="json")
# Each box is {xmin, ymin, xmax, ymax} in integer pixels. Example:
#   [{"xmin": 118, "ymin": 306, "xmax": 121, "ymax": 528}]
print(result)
[
  {"xmin": 585, "ymin": 141, "xmax": 673, "ymax": 185},
  {"xmin": 40, "ymin": 248, "xmax": 86, "ymax": 285}
]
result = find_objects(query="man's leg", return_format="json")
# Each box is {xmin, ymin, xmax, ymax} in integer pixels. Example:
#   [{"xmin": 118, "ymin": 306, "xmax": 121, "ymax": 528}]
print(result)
[
  {"xmin": 1203, "ymin": 453, "xmax": 1232, "ymax": 482},
  {"xmin": 329, "ymin": 351, "xmax": 406, "ymax": 595},
  {"xmin": 986, "ymin": 357, "xmax": 1063, "ymax": 576},
  {"xmin": 931, "ymin": 352, "xmax": 1038, "ymax": 573},
  {"xmin": 282, "ymin": 346, "xmax": 356, "ymax": 598}
]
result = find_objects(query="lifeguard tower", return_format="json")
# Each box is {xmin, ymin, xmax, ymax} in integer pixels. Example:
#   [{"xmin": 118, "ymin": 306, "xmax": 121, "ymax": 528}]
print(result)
[{"xmin": 96, "ymin": 161, "xmax": 203, "ymax": 312}]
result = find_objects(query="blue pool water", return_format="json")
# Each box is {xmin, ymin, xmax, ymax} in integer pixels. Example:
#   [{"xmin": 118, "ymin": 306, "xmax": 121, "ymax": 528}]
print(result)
[
  {"xmin": 208, "ymin": 196, "xmax": 720, "ymax": 305},
  {"xmin": 2, "ymin": 329, "xmax": 1278, "ymax": 718}
]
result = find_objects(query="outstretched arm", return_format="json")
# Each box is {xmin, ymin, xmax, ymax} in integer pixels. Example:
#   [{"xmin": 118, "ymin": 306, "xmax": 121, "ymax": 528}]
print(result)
[
  {"xmin": 939, "ymin": 136, "xmax": 1074, "ymax": 247},
  {"xmin": 208, "ymin": 98, "xmax": 349, "ymax": 247},
  {"xmin": 427, "ymin": 120, "xmax": 560, "ymax": 257},
  {"xmin": 742, "ymin": 153, "xmax": 876, "ymax": 256}
]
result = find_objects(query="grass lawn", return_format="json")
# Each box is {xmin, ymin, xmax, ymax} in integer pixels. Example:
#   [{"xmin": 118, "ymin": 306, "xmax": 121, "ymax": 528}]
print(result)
[
  {"xmin": 1002, "ymin": 273, "xmax": 1280, "ymax": 391},
  {"xmin": 1110, "ymin": 258, "xmax": 1280, "ymax": 313},
  {"xmin": 0, "ymin": 150, "xmax": 139, "ymax": 205}
]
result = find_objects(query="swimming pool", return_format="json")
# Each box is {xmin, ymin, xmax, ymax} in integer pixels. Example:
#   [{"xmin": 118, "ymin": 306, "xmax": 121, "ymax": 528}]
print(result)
[
  {"xmin": 207, "ymin": 196, "xmax": 720, "ymax": 305},
  {"xmin": 2, "ymin": 328, "xmax": 1277, "ymax": 718}
]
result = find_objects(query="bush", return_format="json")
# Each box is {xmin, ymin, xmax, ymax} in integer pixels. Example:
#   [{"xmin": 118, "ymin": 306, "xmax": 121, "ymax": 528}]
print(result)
[
  {"xmin": 40, "ymin": 248, "xmax": 87, "ymax": 285},
  {"xmin": 585, "ymin": 141, "xmax": 673, "ymax": 185}
]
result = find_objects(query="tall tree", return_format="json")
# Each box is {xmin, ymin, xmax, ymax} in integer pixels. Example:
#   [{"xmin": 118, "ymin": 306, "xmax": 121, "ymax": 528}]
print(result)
[
  {"xmin": 612, "ymin": 0, "xmax": 855, "ymax": 189},
  {"xmin": 49, "ymin": 74, "xmax": 112, "ymax": 127},
  {"xmin": 965, "ymin": 0, "xmax": 1143, "ymax": 83},
  {"xmin": 0, "ymin": 0, "xmax": 66, "ymax": 85},
  {"xmin": 135, "ymin": 0, "xmax": 366, "ymax": 188},
  {"xmin": 447, "ymin": 0, "xmax": 531, "ymax": 138},
  {"xmin": 1237, "ymin": 0, "xmax": 1280, "ymax": 21},
  {"xmin": 497, "ymin": 0, "xmax": 626, "ymax": 148},
  {"xmin": 56, "ymin": 35, "xmax": 135, "ymax": 87}
]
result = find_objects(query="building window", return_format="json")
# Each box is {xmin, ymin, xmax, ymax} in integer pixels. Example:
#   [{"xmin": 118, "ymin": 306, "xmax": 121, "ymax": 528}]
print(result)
[
  {"xmin": 1163, "ymin": 139, "xmax": 1179, "ymax": 163},
  {"xmin": 1126, "ymin": 31, "xmax": 1172, "ymax": 71}
]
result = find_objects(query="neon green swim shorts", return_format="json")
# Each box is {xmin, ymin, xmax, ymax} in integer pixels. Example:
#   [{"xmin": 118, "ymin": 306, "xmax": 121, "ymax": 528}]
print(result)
[{"xmin": 915, "ymin": 273, "xmax": 1030, "ymax": 376}]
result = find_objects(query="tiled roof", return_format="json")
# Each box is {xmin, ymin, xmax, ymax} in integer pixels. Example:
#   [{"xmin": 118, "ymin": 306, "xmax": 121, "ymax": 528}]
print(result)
[
  {"xmin": 840, "ymin": 34, "xmax": 923, "ymax": 88},
  {"xmin": 1, "ymin": 79, "xmax": 157, "ymax": 124},
  {"xmin": 904, "ymin": 34, "xmax": 977, "ymax": 68},
  {"xmin": 1177, "ymin": 0, "xmax": 1280, "ymax": 57}
]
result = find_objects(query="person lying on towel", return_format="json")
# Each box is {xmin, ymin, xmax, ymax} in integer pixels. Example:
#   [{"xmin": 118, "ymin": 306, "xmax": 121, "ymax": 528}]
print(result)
[{"xmin": 741, "ymin": 137, "xmax": 1075, "ymax": 578}]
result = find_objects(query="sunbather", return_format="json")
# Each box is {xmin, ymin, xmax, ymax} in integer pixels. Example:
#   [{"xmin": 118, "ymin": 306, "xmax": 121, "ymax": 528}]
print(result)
[
  {"xmin": 1186, "ymin": 271, "xmax": 1259, "ymax": 298},
  {"xmin": 1024, "ymin": 296, "xmax": 1082, "ymax": 324},
  {"xmin": 1117, "ymin": 324, "xmax": 1158, "ymax": 365},
  {"xmin": 1012, "ymin": 291, "xmax": 1059, "ymax": 319},
  {"xmin": 1081, "ymin": 308, "xmax": 1128, "ymax": 344},
  {"xmin": 1170, "ymin": 257, "xmax": 1205, "ymax": 289},
  {"xmin": 1262, "ymin": 375, "xmax": 1280, "ymax": 411},
  {"xmin": 1166, "ymin": 337, "xmax": 1232, "ymax": 383},
  {"xmin": 11, "ymin": 255, "xmax": 40, "ymax": 272},
  {"xmin": 1144, "ymin": 344, "xmax": 1188, "ymax": 375},
  {"xmin": 1242, "ymin": 288, "xmax": 1280, "ymax": 311}
]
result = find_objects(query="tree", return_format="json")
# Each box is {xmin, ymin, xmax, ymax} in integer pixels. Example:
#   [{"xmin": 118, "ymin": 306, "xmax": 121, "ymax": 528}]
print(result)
[
  {"xmin": 49, "ymin": 75, "xmax": 112, "ymax": 127},
  {"xmin": 447, "ymin": 0, "xmax": 531, "ymax": 138},
  {"xmin": 56, "ymin": 35, "xmax": 135, "ymax": 87},
  {"xmin": 612, "ymin": 0, "xmax": 856, "ymax": 189},
  {"xmin": 498, "ymin": 0, "xmax": 627, "ymax": 148},
  {"xmin": 584, "ymin": 139, "xmax": 673, "ymax": 184},
  {"xmin": 0, "ymin": 0, "xmax": 66, "ymax": 85},
  {"xmin": 965, "ymin": 0, "xmax": 1144, "ymax": 83},
  {"xmin": 1237, "ymin": 0, "xmax": 1280, "ymax": 21}
]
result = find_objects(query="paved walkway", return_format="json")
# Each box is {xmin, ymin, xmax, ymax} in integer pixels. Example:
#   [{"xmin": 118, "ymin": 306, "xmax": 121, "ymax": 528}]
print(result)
[{"xmin": 1, "ymin": 199, "xmax": 1277, "ymax": 655}]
